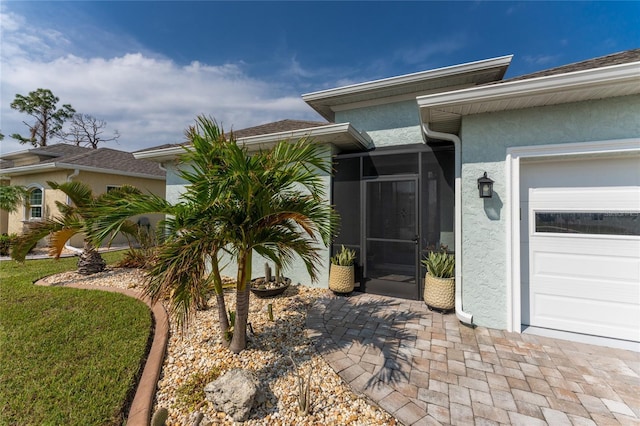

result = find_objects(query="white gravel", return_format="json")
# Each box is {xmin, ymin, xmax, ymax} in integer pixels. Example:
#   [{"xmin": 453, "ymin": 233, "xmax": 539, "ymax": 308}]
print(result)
[{"xmin": 37, "ymin": 268, "xmax": 398, "ymax": 426}]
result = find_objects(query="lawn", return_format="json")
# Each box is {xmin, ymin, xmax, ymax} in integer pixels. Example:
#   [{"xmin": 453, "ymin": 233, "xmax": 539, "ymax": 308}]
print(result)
[{"xmin": 0, "ymin": 251, "xmax": 152, "ymax": 425}]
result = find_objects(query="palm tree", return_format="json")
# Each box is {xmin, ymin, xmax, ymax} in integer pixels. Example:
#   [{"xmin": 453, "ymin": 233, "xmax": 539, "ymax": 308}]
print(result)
[
  {"xmin": 87, "ymin": 116, "xmax": 336, "ymax": 353},
  {"xmin": 10, "ymin": 181, "xmax": 139, "ymax": 274}
]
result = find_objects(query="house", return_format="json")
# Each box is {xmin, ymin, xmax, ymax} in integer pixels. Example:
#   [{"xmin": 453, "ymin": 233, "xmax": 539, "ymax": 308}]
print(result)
[
  {"xmin": 0, "ymin": 143, "xmax": 166, "ymax": 249},
  {"xmin": 136, "ymin": 49, "xmax": 640, "ymax": 348}
]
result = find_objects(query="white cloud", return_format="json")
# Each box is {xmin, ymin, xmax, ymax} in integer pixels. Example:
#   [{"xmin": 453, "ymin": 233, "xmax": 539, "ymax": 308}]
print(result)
[
  {"xmin": 0, "ymin": 8, "xmax": 320, "ymax": 154},
  {"xmin": 394, "ymin": 37, "xmax": 467, "ymax": 66},
  {"xmin": 522, "ymin": 54, "xmax": 562, "ymax": 66}
]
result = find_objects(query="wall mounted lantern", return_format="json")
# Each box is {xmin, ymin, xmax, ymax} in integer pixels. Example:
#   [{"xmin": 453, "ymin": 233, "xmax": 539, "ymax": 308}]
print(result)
[{"xmin": 477, "ymin": 172, "xmax": 494, "ymax": 198}]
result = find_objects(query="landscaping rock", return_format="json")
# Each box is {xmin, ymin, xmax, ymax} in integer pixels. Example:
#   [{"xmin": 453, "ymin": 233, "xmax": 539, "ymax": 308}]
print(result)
[{"xmin": 204, "ymin": 369, "xmax": 260, "ymax": 422}]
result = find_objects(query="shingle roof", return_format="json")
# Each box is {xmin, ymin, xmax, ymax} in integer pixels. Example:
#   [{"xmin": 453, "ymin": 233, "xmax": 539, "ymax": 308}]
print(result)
[
  {"xmin": 2, "ymin": 143, "xmax": 165, "ymax": 178},
  {"xmin": 230, "ymin": 119, "xmax": 329, "ymax": 138},
  {"xmin": 138, "ymin": 119, "xmax": 331, "ymax": 153},
  {"xmin": 503, "ymin": 48, "xmax": 640, "ymax": 83}
]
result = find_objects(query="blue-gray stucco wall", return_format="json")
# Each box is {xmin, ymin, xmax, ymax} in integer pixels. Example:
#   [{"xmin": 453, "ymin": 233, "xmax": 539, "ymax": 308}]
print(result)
[{"xmin": 459, "ymin": 94, "xmax": 640, "ymax": 329}]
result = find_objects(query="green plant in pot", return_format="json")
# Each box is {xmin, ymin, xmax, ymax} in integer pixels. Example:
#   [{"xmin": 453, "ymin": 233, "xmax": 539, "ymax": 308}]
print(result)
[
  {"xmin": 422, "ymin": 250, "xmax": 455, "ymax": 311},
  {"xmin": 329, "ymin": 245, "xmax": 356, "ymax": 294}
]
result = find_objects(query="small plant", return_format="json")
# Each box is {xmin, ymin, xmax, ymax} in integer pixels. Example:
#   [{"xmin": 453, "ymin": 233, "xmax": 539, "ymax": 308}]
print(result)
[
  {"xmin": 289, "ymin": 355, "xmax": 312, "ymax": 416},
  {"xmin": 421, "ymin": 250, "xmax": 455, "ymax": 278},
  {"xmin": 330, "ymin": 245, "xmax": 356, "ymax": 266},
  {"xmin": 175, "ymin": 368, "xmax": 221, "ymax": 410}
]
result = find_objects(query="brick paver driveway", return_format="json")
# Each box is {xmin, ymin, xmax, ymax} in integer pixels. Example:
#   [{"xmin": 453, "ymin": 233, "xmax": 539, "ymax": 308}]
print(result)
[{"xmin": 306, "ymin": 293, "xmax": 639, "ymax": 425}]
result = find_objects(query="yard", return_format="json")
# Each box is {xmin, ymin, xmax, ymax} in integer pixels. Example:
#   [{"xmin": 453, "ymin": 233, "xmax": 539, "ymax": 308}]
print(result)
[{"xmin": 0, "ymin": 251, "xmax": 152, "ymax": 425}]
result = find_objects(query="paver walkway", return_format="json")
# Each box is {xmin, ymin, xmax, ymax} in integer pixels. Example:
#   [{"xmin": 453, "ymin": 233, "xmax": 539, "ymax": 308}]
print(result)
[{"xmin": 306, "ymin": 293, "xmax": 640, "ymax": 425}]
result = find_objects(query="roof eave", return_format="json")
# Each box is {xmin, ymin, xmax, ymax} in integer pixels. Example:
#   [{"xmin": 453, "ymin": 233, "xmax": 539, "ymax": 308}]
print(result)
[
  {"xmin": 303, "ymin": 55, "xmax": 513, "ymax": 121},
  {"xmin": 134, "ymin": 123, "xmax": 372, "ymax": 162},
  {"xmin": 1, "ymin": 162, "xmax": 165, "ymax": 180},
  {"xmin": 417, "ymin": 61, "xmax": 640, "ymax": 134}
]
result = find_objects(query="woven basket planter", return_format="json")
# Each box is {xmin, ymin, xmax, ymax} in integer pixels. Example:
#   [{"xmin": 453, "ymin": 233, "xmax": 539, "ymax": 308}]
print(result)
[
  {"xmin": 423, "ymin": 273, "xmax": 455, "ymax": 311},
  {"xmin": 329, "ymin": 264, "xmax": 354, "ymax": 294}
]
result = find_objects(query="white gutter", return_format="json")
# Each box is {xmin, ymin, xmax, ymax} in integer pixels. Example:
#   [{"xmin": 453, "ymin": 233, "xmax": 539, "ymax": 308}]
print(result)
[
  {"xmin": 64, "ymin": 169, "xmax": 83, "ymax": 254},
  {"xmin": 421, "ymin": 123, "xmax": 473, "ymax": 325}
]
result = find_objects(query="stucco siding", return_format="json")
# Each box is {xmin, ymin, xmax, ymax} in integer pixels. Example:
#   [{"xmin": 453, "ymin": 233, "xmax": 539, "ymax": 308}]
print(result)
[
  {"xmin": 335, "ymin": 100, "xmax": 423, "ymax": 147},
  {"xmin": 458, "ymin": 94, "xmax": 640, "ymax": 329},
  {"xmin": 7, "ymin": 170, "xmax": 69, "ymax": 239}
]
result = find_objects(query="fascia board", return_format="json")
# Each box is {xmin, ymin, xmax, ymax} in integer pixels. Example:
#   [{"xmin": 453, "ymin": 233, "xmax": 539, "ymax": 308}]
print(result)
[
  {"xmin": 417, "ymin": 61, "xmax": 640, "ymax": 110},
  {"xmin": 133, "ymin": 146, "xmax": 186, "ymax": 161},
  {"xmin": 302, "ymin": 55, "xmax": 513, "ymax": 101},
  {"xmin": 1, "ymin": 162, "xmax": 165, "ymax": 180},
  {"xmin": 0, "ymin": 162, "xmax": 57, "ymax": 176},
  {"xmin": 237, "ymin": 123, "xmax": 372, "ymax": 149}
]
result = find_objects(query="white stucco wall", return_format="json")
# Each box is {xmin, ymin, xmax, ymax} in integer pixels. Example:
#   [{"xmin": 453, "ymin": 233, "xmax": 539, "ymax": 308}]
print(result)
[{"xmin": 459, "ymin": 94, "xmax": 640, "ymax": 329}]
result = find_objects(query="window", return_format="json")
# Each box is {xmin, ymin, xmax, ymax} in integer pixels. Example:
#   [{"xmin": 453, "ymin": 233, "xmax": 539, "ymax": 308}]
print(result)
[
  {"xmin": 106, "ymin": 185, "xmax": 121, "ymax": 193},
  {"xmin": 535, "ymin": 211, "xmax": 640, "ymax": 236},
  {"xmin": 28, "ymin": 188, "xmax": 43, "ymax": 220}
]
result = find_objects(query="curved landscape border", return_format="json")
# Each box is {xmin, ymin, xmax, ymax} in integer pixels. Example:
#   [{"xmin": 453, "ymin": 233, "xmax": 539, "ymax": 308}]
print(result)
[{"xmin": 64, "ymin": 284, "xmax": 169, "ymax": 426}]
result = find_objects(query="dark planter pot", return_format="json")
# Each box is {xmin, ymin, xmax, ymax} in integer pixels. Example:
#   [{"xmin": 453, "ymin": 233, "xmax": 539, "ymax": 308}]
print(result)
[{"xmin": 250, "ymin": 277, "xmax": 291, "ymax": 298}]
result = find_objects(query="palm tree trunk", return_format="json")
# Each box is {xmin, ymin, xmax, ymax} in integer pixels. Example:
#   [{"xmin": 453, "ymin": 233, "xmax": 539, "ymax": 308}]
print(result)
[
  {"xmin": 210, "ymin": 255, "xmax": 230, "ymax": 344},
  {"xmin": 77, "ymin": 240, "xmax": 106, "ymax": 275},
  {"xmin": 230, "ymin": 250, "xmax": 251, "ymax": 354}
]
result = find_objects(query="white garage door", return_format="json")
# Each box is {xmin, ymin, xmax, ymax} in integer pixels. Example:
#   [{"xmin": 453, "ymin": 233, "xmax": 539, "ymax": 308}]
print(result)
[{"xmin": 521, "ymin": 156, "xmax": 640, "ymax": 342}]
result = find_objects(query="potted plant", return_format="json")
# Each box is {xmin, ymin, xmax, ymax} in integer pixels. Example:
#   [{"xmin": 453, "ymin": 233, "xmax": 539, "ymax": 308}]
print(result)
[
  {"xmin": 329, "ymin": 245, "xmax": 356, "ymax": 294},
  {"xmin": 251, "ymin": 262, "xmax": 291, "ymax": 297},
  {"xmin": 422, "ymin": 250, "xmax": 455, "ymax": 311}
]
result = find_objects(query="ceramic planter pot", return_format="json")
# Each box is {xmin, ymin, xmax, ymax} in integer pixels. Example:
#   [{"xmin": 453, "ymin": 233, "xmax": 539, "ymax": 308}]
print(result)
[
  {"xmin": 423, "ymin": 273, "xmax": 455, "ymax": 310},
  {"xmin": 328, "ymin": 264, "xmax": 354, "ymax": 294}
]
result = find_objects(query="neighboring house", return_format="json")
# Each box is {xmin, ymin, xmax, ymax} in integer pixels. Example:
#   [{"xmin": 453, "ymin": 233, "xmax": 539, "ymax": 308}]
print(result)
[
  {"xmin": 136, "ymin": 49, "xmax": 640, "ymax": 348},
  {"xmin": 0, "ymin": 143, "xmax": 166, "ymax": 249}
]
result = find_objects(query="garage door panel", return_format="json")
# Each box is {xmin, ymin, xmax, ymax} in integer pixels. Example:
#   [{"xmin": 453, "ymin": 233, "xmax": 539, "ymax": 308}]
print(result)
[
  {"xmin": 532, "ymin": 246, "xmax": 640, "ymax": 282},
  {"xmin": 524, "ymin": 177, "xmax": 640, "ymax": 343},
  {"xmin": 532, "ymin": 275, "xmax": 640, "ymax": 303},
  {"xmin": 532, "ymin": 294, "xmax": 640, "ymax": 342}
]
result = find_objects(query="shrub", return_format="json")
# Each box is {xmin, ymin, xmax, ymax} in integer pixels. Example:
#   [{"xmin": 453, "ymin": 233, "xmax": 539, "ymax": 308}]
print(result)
[{"xmin": 0, "ymin": 233, "xmax": 17, "ymax": 256}]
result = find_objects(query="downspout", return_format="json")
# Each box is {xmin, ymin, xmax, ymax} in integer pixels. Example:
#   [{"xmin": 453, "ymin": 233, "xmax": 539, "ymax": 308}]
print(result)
[
  {"xmin": 64, "ymin": 169, "xmax": 83, "ymax": 254},
  {"xmin": 421, "ymin": 123, "xmax": 473, "ymax": 325}
]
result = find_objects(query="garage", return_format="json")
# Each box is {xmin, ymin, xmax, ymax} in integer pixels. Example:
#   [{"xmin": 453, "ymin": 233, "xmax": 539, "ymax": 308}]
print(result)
[{"xmin": 520, "ymin": 155, "xmax": 640, "ymax": 343}]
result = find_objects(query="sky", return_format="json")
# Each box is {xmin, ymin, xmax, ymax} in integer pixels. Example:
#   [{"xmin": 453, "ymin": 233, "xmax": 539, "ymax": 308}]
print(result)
[{"xmin": 1, "ymin": 1, "xmax": 639, "ymax": 154}]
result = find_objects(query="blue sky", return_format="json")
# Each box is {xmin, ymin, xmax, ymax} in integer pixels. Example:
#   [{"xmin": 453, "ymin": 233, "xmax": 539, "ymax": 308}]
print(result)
[{"xmin": 1, "ymin": 1, "xmax": 638, "ymax": 153}]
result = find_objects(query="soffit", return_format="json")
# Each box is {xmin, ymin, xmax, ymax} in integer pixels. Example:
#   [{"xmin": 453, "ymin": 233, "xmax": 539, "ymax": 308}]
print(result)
[
  {"xmin": 418, "ymin": 62, "xmax": 640, "ymax": 134},
  {"xmin": 303, "ymin": 55, "xmax": 513, "ymax": 121}
]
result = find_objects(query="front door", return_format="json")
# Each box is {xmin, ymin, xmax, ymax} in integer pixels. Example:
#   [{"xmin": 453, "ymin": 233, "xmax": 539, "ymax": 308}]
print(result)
[{"xmin": 364, "ymin": 178, "xmax": 419, "ymax": 299}]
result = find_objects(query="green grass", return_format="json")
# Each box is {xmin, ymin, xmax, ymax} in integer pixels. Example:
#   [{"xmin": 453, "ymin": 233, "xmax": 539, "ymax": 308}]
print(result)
[{"xmin": 0, "ymin": 251, "xmax": 153, "ymax": 425}]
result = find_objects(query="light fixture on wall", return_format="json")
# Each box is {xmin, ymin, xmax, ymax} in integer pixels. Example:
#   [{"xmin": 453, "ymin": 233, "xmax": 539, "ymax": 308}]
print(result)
[{"xmin": 477, "ymin": 172, "xmax": 494, "ymax": 198}]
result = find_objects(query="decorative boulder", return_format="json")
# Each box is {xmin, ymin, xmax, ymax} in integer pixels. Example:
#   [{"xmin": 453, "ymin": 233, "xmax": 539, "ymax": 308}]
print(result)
[{"xmin": 204, "ymin": 369, "xmax": 260, "ymax": 422}]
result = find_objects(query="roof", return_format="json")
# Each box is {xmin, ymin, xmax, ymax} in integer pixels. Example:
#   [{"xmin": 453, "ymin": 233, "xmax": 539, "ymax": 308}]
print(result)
[
  {"xmin": 230, "ymin": 119, "xmax": 329, "ymax": 138},
  {"xmin": 502, "ymin": 48, "xmax": 640, "ymax": 83},
  {"xmin": 303, "ymin": 55, "xmax": 513, "ymax": 121},
  {"xmin": 418, "ymin": 49, "xmax": 640, "ymax": 134},
  {"xmin": 135, "ymin": 119, "xmax": 372, "ymax": 162},
  {"xmin": 0, "ymin": 143, "xmax": 166, "ymax": 179}
]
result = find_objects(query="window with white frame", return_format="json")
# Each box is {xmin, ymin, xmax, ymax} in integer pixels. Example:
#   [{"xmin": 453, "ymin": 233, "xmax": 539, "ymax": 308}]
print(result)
[
  {"xmin": 27, "ymin": 187, "xmax": 43, "ymax": 220},
  {"xmin": 106, "ymin": 185, "xmax": 121, "ymax": 193}
]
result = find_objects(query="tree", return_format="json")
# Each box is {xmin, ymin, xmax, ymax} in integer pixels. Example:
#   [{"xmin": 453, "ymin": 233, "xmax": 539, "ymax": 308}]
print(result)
[
  {"xmin": 10, "ymin": 88, "xmax": 75, "ymax": 147},
  {"xmin": 87, "ymin": 116, "xmax": 336, "ymax": 353},
  {"xmin": 0, "ymin": 185, "xmax": 27, "ymax": 213},
  {"xmin": 59, "ymin": 113, "xmax": 120, "ymax": 149},
  {"xmin": 11, "ymin": 181, "xmax": 139, "ymax": 274}
]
